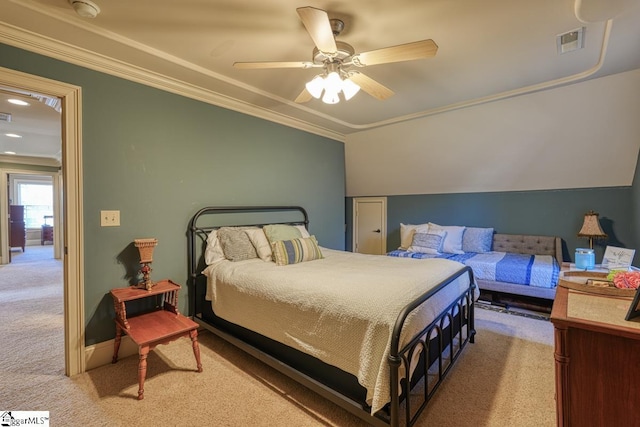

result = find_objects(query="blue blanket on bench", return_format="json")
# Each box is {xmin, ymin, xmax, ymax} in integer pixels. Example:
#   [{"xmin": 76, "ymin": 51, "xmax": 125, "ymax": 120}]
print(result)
[{"xmin": 387, "ymin": 250, "xmax": 559, "ymax": 289}]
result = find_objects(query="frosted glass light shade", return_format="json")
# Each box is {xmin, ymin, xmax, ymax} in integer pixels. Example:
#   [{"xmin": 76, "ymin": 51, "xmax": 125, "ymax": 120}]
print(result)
[
  {"xmin": 305, "ymin": 76, "xmax": 324, "ymax": 99},
  {"xmin": 322, "ymin": 90, "xmax": 340, "ymax": 104},
  {"xmin": 324, "ymin": 72, "xmax": 342, "ymax": 93},
  {"xmin": 342, "ymin": 78, "xmax": 360, "ymax": 100}
]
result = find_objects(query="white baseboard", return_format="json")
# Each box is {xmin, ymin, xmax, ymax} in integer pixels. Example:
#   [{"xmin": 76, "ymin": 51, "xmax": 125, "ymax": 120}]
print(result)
[{"xmin": 84, "ymin": 335, "xmax": 138, "ymax": 371}]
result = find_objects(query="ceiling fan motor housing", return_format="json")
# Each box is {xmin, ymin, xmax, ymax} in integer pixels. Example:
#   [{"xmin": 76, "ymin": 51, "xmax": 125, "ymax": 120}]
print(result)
[{"xmin": 312, "ymin": 41, "xmax": 355, "ymax": 65}]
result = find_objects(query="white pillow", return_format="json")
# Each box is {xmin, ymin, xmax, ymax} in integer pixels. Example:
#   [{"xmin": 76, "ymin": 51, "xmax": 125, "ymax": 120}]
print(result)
[
  {"xmin": 408, "ymin": 229, "xmax": 447, "ymax": 254},
  {"xmin": 295, "ymin": 224, "xmax": 311, "ymax": 238},
  {"xmin": 204, "ymin": 230, "xmax": 225, "ymax": 265},
  {"xmin": 429, "ymin": 223, "xmax": 466, "ymax": 254},
  {"xmin": 245, "ymin": 228, "xmax": 272, "ymax": 261},
  {"xmin": 399, "ymin": 223, "xmax": 429, "ymax": 250}
]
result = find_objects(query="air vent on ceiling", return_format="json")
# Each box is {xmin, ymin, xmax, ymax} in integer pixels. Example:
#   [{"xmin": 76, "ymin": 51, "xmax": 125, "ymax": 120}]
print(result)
[
  {"xmin": 0, "ymin": 112, "xmax": 12, "ymax": 122},
  {"xmin": 557, "ymin": 27, "xmax": 584, "ymax": 54}
]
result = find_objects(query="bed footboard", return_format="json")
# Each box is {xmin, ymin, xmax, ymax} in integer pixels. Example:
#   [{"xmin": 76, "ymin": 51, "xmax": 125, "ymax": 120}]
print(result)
[{"xmin": 388, "ymin": 266, "xmax": 475, "ymax": 427}]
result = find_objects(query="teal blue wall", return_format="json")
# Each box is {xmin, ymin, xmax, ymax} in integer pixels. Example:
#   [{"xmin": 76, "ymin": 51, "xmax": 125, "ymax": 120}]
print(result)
[
  {"xmin": 347, "ymin": 186, "xmax": 636, "ymax": 265},
  {"xmin": 0, "ymin": 43, "xmax": 346, "ymax": 345}
]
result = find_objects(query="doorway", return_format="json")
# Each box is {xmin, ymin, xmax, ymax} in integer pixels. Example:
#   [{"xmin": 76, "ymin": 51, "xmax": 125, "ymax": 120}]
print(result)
[
  {"xmin": 0, "ymin": 65, "xmax": 84, "ymax": 376},
  {"xmin": 3, "ymin": 171, "xmax": 62, "ymax": 262}
]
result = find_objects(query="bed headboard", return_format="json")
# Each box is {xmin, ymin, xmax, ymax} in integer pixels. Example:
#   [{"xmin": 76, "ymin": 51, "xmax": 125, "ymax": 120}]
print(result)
[
  {"xmin": 188, "ymin": 206, "xmax": 308, "ymax": 275},
  {"xmin": 492, "ymin": 233, "xmax": 562, "ymax": 263}
]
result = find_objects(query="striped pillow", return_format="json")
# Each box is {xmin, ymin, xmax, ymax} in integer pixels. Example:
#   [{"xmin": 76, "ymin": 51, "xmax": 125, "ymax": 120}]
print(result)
[{"xmin": 272, "ymin": 236, "xmax": 323, "ymax": 266}]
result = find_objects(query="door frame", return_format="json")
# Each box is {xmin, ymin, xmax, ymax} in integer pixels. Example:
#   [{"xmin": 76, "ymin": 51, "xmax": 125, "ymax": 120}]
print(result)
[
  {"xmin": 0, "ymin": 66, "xmax": 85, "ymax": 376},
  {"xmin": 352, "ymin": 197, "xmax": 387, "ymax": 254}
]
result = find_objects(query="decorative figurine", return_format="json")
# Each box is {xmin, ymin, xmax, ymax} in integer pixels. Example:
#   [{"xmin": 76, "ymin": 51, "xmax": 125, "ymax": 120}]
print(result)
[{"xmin": 134, "ymin": 238, "xmax": 158, "ymax": 290}]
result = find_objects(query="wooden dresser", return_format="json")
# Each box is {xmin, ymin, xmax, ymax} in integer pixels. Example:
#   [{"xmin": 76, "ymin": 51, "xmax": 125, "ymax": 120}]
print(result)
[
  {"xmin": 550, "ymin": 286, "xmax": 640, "ymax": 426},
  {"xmin": 9, "ymin": 205, "xmax": 25, "ymax": 252}
]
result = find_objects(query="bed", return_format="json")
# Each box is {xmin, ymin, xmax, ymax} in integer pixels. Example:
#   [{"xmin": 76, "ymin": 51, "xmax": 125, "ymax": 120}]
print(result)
[
  {"xmin": 188, "ymin": 206, "xmax": 477, "ymax": 427},
  {"xmin": 388, "ymin": 227, "xmax": 561, "ymax": 300}
]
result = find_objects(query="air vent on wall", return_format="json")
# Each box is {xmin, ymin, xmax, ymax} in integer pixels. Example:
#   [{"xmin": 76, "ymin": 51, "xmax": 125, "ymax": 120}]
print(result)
[
  {"xmin": 0, "ymin": 112, "xmax": 12, "ymax": 122},
  {"xmin": 557, "ymin": 27, "xmax": 584, "ymax": 54}
]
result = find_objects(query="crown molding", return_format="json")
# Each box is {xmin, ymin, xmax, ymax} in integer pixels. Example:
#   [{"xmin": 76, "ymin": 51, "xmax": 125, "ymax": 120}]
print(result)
[
  {"xmin": 0, "ymin": 153, "xmax": 61, "ymax": 167},
  {"xmin": 0, "ymin": 22, "xmax": 346, "ymax": 143}
]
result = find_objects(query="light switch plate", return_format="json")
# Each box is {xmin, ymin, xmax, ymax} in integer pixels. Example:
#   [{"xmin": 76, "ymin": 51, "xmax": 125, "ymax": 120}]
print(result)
[{"xmin": 101, "ymin": 210, "xmax": 120, "ymax": 226}]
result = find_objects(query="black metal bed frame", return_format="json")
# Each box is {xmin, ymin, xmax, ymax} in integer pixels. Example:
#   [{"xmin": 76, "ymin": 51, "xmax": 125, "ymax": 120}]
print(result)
[{"xmin": 187, "ymin": 206, "xmax": 476, "ymax": 427}]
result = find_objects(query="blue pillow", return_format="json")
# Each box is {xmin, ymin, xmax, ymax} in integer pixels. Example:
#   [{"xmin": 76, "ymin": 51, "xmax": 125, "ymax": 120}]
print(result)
[
  {"xmin": 462, "ymin": 227, "xmax": 494, "ymax": 253},
  {"xmin": 408, "ymin": 231, "xmax": 446, "ymax": 254}
]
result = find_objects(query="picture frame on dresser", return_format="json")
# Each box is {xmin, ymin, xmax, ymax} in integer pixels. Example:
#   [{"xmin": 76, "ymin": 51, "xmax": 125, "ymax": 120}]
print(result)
[
  {"xmin": 603, "ymin": 246, "xmax": 635, "ymax": 270},
  {"xmin": 625, "ymin": 287, "xmax": 640, "ymax": 321}
]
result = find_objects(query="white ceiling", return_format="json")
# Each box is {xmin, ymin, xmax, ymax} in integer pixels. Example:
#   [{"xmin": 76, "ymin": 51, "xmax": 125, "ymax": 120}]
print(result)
[
  {"xmin": 0, "ymin": 89, "xmax": 61, "ymax": 161},
  {"xmin": 0, "ymin": 0, "xmax": 639, "ymax": 158}
]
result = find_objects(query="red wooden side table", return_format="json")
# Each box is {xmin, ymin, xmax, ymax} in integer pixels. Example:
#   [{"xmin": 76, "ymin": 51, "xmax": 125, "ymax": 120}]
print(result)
[{"xmin": 110, "ymin": 279, "xmax": 202, "ymax": 399}]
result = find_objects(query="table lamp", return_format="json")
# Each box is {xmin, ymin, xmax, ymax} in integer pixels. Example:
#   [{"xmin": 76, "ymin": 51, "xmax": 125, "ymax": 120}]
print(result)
[
  {"xmin": 577, "ymin": 210, "xmax": 607, "ymax": 249},
  {"xmin": 134, "ymin": 238, "xmax": 158, "ymax": 290}
]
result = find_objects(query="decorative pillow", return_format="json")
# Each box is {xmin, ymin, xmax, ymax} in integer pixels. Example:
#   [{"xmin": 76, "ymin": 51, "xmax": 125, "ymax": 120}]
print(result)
[
  {"xmin": 408, "ymin": 230, "xmax": 446, "ymax": 254},
  {"xmin": 218, "ymin": 227, "xmax": 258, "ymax": 261},
  {"xmin": 462, "ymin": 227, "xmax": 494, "ymax": 253},
  {"xmin": 428, "ymin": 223, "xmax": 466, "ymax": 254},
  {"xmin": 244, "ymin": 228, "xmax": 272, "ymax": 261},
  {"xmin": 295, "ymin": 224, "xmax": 311, "ymax": 238},
  {"xmin": 263, "ymin": 224, "xmax": 303, "ymax": 244},
  {"xmin": 204, "ymin": 230, "xmax": 225, "ymax": 265},
  {"xmin": 272, "ymin": 236, "xmax": 324, "ymax": 266},
  {"xmin": 399, "ymin": 223, "xmax": 428, "ymax": 250}
]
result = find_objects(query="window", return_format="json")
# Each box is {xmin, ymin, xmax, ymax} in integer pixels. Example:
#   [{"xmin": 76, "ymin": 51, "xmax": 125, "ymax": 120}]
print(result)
[{"xmin": 15, "ymin": 179, "xmax": 53, "ymax": 228}]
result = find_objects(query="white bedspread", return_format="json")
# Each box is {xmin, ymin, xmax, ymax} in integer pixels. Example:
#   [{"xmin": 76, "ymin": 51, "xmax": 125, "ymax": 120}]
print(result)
[{"xmin": 203, "ymin": 248, "xmax": 473, "ymax": 414}]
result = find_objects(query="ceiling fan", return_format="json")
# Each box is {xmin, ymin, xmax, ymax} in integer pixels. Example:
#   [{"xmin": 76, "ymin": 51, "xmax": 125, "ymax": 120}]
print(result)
[{"xmin": 233, "ymin": 6, "xmax": 438, "ymax": 104}]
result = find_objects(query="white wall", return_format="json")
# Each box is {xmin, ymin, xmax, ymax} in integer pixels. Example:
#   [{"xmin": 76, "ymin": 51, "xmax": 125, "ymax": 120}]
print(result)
[{"xmin": 345, "ymin": 68, "xmax": 640, "ymax": 197}]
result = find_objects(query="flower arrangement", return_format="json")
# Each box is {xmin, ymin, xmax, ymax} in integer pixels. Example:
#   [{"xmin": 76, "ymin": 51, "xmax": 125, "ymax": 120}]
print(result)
[{"xmin": 608, "ymin": 271, "xmax": 640, "ymax": 289}]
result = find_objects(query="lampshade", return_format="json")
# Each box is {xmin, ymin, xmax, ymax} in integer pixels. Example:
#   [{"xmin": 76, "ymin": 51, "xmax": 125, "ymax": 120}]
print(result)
[
  {"xmin": 322, "ymin": 90, "xmax": 340, "ymax": 104},
  {"xmin": 342, "ymin": 78, "xmax": 361, "ymax": 100},
  {"xmin": 134, "ymin": 238, "xmax": 158, "ymax": 263},
  {"xmin": 577, "ymin": 210, "xmax": 607, "ymax": 248},
  {"xmin": 305, "ymin": 76, "xmax": 324, "ymax": 99},
  {"xmin": 324, "ymin": 71, "xmax": 342, "ymax": 93}
]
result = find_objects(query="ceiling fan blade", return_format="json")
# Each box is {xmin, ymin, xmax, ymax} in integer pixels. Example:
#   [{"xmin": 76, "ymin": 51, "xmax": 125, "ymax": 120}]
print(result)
[
  {"xmin": 354, "ymin": 39, "xmax": 438, "ymax": 66},
  {"xmin": 296, "ymin": 6, "xmax": 337, "ymax": 54},
  {"xmin": 348, "ymin": 72, "xmax": 394, "ymax": 100},
  {"xmin": 294, "ymin": 88, "xmax": 313, "ymax": 103},
  {"xmin": 234, "ymin": 61, "xmax": 316, "ymax": 69}
]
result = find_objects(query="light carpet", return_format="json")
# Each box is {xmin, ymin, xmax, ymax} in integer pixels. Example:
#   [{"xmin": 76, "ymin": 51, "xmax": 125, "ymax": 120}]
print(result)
[{"xmin": 0, "ymin": 248, "xmax": 556, "ymax": 426}]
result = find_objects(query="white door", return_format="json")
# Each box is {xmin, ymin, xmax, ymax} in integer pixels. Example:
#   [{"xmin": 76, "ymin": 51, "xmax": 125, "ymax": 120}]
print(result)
[{"xmin": 353, "ymin": 197, "xmax": 387, "ymax": 254}]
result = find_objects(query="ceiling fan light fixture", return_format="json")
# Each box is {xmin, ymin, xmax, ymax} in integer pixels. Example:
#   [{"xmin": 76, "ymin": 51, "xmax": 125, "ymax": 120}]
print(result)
[
  {"xmin": 322, "ymin": 90, "xmax": 340, "ymax": 104},
  {"xmin": 305, "ymin": 75, "xmax": 324, "ymax": 99},
  {"xmin": 342, "ymin": 78, "xmax": 361, "ymax": 101},
  {"xmin": 324, "ymin": 72, "xmax": 342, "ymax": 93}
]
